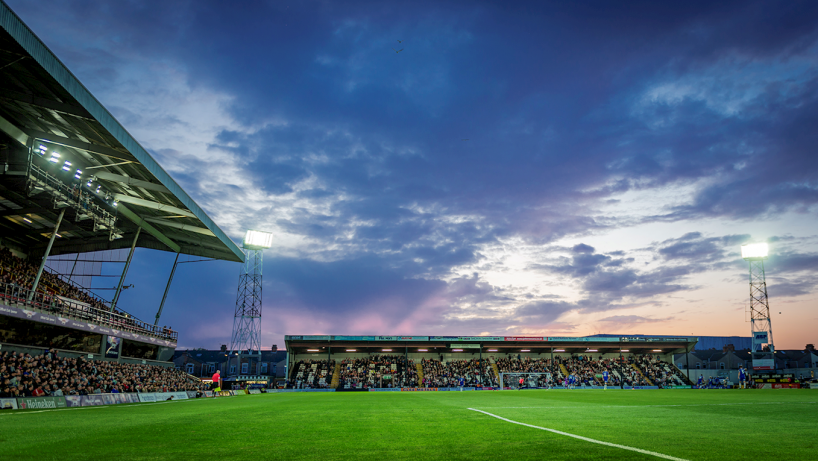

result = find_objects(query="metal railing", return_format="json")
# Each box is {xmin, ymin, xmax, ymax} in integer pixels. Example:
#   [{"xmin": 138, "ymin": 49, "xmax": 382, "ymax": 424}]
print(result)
[{"xmin": 0, "ymin": 281, "xmax": 177, "ymax": 341}]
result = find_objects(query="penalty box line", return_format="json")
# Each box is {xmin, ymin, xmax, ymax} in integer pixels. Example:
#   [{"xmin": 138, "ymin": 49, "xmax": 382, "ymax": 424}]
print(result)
[{"xmin": 468, "ymin": 408, "xmax": 689, "ymax": 461}]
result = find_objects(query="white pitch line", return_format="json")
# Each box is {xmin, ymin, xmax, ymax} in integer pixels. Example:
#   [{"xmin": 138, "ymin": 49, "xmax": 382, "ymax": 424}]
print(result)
[
  {"xmin": 477, "ymin": 401, "xmax": 816, "ymax": 409},
  {"xmin": 469, "ymin": 408, "xmax": 689, "ymax": 461}
]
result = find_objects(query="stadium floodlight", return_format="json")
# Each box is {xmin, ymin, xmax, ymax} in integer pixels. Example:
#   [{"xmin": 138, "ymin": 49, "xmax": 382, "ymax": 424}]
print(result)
[
  {"xmin": 418, "ymin": 349, "xmax": 428, "ymax": 352},
  {"xmin": 307, "ymin": 349, "xmax": 320, "ymax": 352},
  {"xmin": 621, "ymin": 349, "xmax": 629, "ymax": 352},
  {"xmin": 586, "ymin": 349, "xmax": 597, "ymax": 352},
  {"xmin": 346, "ymin": 349, "xmax": 356, "ymax": 352},
  {"xmin": 382, "ymin": 349, "xmax": 392, "ymax": 352},
  {"xmin": 741, "ymin": 242, "xmax": 768, "ymax": 260},
  {"xmin": 652, "ymin": 349, "xmax": 662, "ymax": 352},
  {"xmin": 243, "ymin": 230, "xmax": 274, "ymax": 250},
  {"xmin": 49, "ymin": 153, "xmax": 60, "ymax": 163},
  {"xmin": 453, "ymin": 349, "xmax": 463, "ymax": 352},
  {"xmin": 554, "ymin": 349, "xmax": 565, "ymax": 352},
  {"xmin": 521, "ymin": 349, "xmax": 530, "ymax": 352},
  {"xmin": 487, "ymin": 349, "xmax": 498, "ymax": 352},
  {"xmin": 23, "ymin": 217, "xmax": 32, "ymax": 223}
]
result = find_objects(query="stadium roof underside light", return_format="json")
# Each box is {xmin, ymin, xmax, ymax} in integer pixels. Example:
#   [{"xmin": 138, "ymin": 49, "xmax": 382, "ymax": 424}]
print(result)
[
  {"xmin": 0, "ymin": 3, "xmax": 243, "ymax": 263},
  {"xmin": 284, "ymin": 335, "xmax": 699, "ymax": 354}
]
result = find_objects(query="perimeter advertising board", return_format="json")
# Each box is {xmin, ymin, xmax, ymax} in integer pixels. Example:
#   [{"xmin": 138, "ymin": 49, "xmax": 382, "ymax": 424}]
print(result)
[
  {"xmin": 0, "ymin": 398, "xmax": 18, "ymax": 410},
  {"xmin": 16, "ymin": 396, "xmax": 67, "ymax": 409}
]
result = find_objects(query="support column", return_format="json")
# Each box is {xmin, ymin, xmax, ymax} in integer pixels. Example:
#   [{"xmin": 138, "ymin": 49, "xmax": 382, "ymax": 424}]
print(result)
[
  {"xmin": 110, "ymin": 227, "xmax": 140, "ymax": 312},
  {"xmin": 28, "ymin": 208, "xmax": 65, "ymax": 301},
  {"xmin": 685, "ymin": 346, "xmax": 691, "ymax": 383},
  {"xmin": 154, "ymin": 252, "xmax": 180, "ymax": 326}
]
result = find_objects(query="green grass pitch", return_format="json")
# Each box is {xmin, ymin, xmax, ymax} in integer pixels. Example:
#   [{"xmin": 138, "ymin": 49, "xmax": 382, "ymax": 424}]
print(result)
[{"xmin": 1, "ymin": 390, "xmax": 816, "ymax": 460}]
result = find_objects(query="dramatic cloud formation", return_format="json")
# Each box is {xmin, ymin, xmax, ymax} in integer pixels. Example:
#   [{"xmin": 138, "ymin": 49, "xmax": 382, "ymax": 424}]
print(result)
[{"xmin": 10, "ymin": 0, "xmax": 818, "ymax": 348}]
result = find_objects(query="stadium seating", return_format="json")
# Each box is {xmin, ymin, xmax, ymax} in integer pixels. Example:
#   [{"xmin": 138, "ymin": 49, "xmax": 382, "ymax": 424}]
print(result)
[
  {"xmin": 493, "ymin": 355, "xmax": 686, "ymax": 388},
  {"xmin": 0, "ymin": 349, "xmax": 204, "ymax": 398},
  {"xmin": 0, "ymin": 247, "xmax": 175, "ymax": 341},
  {"xmin": 288, "ymin": 359, "xmax": 335, "ymax": 389},
  {"xmin": 420, "ymin": 358, "xmax": 496, "ymax": 388},
  {"xmin": 337, "ymin": 355, "xmax": 417, "ymax": 389}
]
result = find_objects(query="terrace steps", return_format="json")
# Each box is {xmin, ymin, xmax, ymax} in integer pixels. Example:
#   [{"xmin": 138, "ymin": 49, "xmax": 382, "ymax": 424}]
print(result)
[
  {"xmin": 631, "ymin": 364, "xmax": 654, "ymax": 385},
  {"xmin": 559, "ymin": 364, "xmax": 570, "ymax": 378},
  {"xmin": 416, "ymin": 362, "xmax": 424, "ymax": 383},
  {"xmin": 672, "ymin": 363, "xmax": 693, "ymax": 385},
  {"xmin": 490, "ymin": 362, "xmax": 501, "ymax": 385},
  {"xmin": 330, "ymin": 362, "xmax": 341, "ymax": 389}
]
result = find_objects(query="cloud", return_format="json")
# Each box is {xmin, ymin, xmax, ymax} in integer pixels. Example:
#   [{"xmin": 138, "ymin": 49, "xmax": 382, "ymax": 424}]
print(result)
[{"xmin": 8, "ymin": 0, "xmax": 818, "ymax": 348}]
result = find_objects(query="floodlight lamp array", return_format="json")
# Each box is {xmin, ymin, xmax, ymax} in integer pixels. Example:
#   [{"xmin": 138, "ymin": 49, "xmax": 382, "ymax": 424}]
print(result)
[
  {"xmin": 741, "ymin": 243, "xmax": 769, "ymax": 260},
  {"xmin": 243, "ymin": 230, "xmax": 274, "ymax": 249}
]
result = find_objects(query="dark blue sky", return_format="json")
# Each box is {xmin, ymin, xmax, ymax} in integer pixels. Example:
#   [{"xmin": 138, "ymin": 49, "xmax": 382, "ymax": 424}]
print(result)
[{"xmin": 10, "ymin": 0, "xmax": 818, "ymax": 349}]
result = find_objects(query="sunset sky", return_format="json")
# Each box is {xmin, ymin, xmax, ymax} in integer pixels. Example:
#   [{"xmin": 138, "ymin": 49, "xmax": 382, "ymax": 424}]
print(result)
[{"xmin": 9, "ymin": 0, "xmax": 818, "ymax": 350}]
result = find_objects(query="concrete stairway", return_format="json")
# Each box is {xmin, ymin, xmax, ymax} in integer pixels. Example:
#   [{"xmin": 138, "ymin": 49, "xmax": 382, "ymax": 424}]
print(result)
[
  {"xmin": 330, "ymin": 362, "xmax": 341, "ymax": 389},
  {"xmin": 559, "ymin": 364, "xmax": 570, "ymax": 378},
  {"xmin": 488, "ymin": 357, "xmax": 501, "ymax": 385},
  {"xmin": 631, "ymin": 364, "xmax": 654, "ymax": 385}
]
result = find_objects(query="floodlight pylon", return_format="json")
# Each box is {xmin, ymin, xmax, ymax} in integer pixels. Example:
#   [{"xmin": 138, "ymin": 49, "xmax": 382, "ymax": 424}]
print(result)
[
  {"xmin": 746, "ymin": 257, "xmax": 774, "ymax": 350},
  {"xmin": 230, "ymin": 248, "xmax": 263, "ymax": 358}
]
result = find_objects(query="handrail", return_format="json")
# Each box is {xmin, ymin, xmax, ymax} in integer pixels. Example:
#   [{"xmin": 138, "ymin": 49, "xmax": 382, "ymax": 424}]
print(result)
[{"xmin": 0, "ymin": 281, "xmax": 177, "ymax": 341}]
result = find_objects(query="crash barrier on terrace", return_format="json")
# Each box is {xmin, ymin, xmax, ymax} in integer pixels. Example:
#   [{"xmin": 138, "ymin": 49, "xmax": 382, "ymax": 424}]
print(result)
[{"xmin": 0, "ymin": 389, "xmax": 261, "ymax": 410}]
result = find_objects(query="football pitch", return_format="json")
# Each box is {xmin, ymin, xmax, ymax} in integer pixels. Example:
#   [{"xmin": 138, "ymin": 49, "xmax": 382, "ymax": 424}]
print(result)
[{"xmin": 1, "ymin": 390, "xmax": 816, "ymax": 460}]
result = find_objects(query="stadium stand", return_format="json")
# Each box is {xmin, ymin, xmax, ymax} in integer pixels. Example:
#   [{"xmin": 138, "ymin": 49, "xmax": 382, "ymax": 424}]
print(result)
[
  {"xmin": 336, "ymin": 355, "xmax": 417, "ymax": 389},
  {"xmin": 492, "ymin": 355, "xmax": 689, "ymax": 388},
  {"xmin": 0, "ymin": 349, "xmax": 204, "ymax": 398},
  {"xmin": 0, "ymin": 247, "xmax": 176, "ymax": 342},
  {"xmin": 288, "ymin": 359, "xmax": 335, "ymax": 389},
  {"xmin": 420, "ymin": 358, "xmax": 496, "ymax": 388}
]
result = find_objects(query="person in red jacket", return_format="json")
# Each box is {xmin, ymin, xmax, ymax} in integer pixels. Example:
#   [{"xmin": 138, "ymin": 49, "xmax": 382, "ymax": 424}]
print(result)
[{"xmin": 212, "ymin": 370, "xmax": 221, "ymax": 394}]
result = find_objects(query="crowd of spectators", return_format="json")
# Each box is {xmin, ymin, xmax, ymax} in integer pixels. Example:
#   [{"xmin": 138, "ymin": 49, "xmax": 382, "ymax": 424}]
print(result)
[
  {"xmin": 0, "ymin": 247, "xmax": 175, "ymax": 341},
  {"xmin": 494, "ymin": 354, "xmax": 690, "ymax": 388},
  {"xmin": 287, "ymin": 359, "xmax": 335, "ymax": 389},
  {"xmin": 0, "ymin": 349, "xmax": 204, "ymax": 398},
  {"xmin": 421, "ymin": 358, "xmax": 496, "ymax": 388},
  {"xmin": 338, "ymin": 355, "xmax": 417, "ymax": 389}
]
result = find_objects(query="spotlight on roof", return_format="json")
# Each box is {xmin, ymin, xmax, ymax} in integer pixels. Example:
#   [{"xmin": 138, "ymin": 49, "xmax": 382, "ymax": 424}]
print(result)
[
  {"xmin": 382, "ymin": 349, "xmax": 392, "ymax": 352},
  {"xmin": 621, "ymin": 349, "xmax": 629, "ymax": 352},
  {"xmin": 453, "ymin": 349, "xmax": 463, "ymax": 352},
  {"xmin": 418, "ymin": 349, "xmax": 428, "ymax": 352},
  {"xmin": 22, "ymin": 217, "xmax": 32, "ymax": 224},
  {"xmin": 741, "ymin": 243, "xmax": 768, "ymax": 260},
  {"xmin": 243, "ymin": 230, "xmax": 274, "ymax": 249},
  {"xmin": 49, "ymin": 154, "xmax": 60, "ymax": 163},
  {"xmin": 586, "ymin": 349, "xmax": 598, "ymax": 352},
  {"xmin": 652, "ymin": 349, "xmax": 662, "ymax": 352},
  {"xmin": 520, "ymin": 349, "xmax": 530, "ymax": 352},
  {"xmin": 346, "ymin": 349, "xmax": 356, "ymax": 352},
  {"xmin": 307, "ymin": 349, "xmax": 320, "ymax": 352},
  {"xmin": 554, "ymin": 349, "xmax": 565, "ymax": 352},
  {"xmin": 62, "ymin": 161, "xmax": 71, "ymax": 171},
  {"xmin": 487, "ymin": 349, "xmax": 498, "ymax": 352}
]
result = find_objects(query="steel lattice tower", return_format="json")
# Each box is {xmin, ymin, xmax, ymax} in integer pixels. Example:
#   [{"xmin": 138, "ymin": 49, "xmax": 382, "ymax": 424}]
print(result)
[
  {"xmin": 228, "ymin": 231, "xmax": 273, "ymax": 376},
  {"xmin": 230, "ymin": 248, "xmax": 264, "ymax": 356},
  {"xmin": 747, "ymin": 258, "xmax": 774, "ymax": 350}
]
